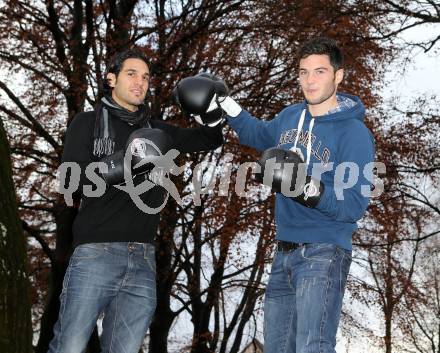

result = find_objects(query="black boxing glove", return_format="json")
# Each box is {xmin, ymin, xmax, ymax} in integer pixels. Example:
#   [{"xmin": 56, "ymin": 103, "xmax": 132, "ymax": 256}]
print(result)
[
  {"xmin": 196, "ymin": 73, "xmax": 229, "ymax": 96},
  {"xmin": 173, "ymin": 73, "xmax": 229, "ymax": 126},
  {"xmin": 126, "ymin": 128, "xmax": 172, "ymax": 174},
  {"xmin": 197, "ymin": 73, "xmax": 242, "ymax": 118},
  {"xmin": 255, "ymin": 147, "xmax": 324, "ymax": 208},
  {"xmin": 100, "ymin": 128, "xmax": 172, "ymax": 186},
  {"xmin": 99, "ymin": 150, "xmax": 126, "ymax": 186}
]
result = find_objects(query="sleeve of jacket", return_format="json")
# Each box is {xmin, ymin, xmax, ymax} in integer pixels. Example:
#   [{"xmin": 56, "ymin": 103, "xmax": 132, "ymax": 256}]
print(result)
[
  {"xmin": 151, "ymin": 120, "xmax": 224, "ymax": 153},
  {"xmin": 226, "ymin": 109, "xmax": 279, "ymax": 151},
  {"xmin": 60, "ymin": 112, "xmax": 95, "ymax": 201},
  {"xmin": 315, "ymin": 121, "xmax": 375, "ymax": 222}
]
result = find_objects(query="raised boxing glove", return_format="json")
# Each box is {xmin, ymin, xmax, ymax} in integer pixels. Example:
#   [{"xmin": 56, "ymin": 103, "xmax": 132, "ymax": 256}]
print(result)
[{"xmin": 173, "ymin": 73, "xmax": 229, "ymax": 126}]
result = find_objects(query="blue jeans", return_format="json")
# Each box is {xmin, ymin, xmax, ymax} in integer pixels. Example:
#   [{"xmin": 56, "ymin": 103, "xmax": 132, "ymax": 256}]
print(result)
[
  {"xmin": 48, "ymin": 242, "xmax": 156, "ymax": 353},
  {"xmin": 264, "ymin": 243, "xmax": 351, "ymax": 353}
]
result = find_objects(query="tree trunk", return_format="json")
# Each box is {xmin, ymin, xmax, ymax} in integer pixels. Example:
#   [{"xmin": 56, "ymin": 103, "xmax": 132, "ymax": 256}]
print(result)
[
  {"xmin": 149, "ymin": 201, "xmax": 179, "ymax": 353},
  {"xmin": 0, "ymin": 118, "xmax": 33, "ymax": 353}
]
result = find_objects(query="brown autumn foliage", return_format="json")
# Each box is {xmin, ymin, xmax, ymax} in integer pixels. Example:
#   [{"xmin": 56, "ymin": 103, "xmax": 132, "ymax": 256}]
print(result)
[{"xmin": 3, "ymin": 0, "xmax": 439, "ymax": 352}]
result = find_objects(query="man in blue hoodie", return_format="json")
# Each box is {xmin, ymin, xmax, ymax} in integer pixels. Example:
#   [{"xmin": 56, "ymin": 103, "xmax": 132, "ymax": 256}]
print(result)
[
  {"xmin": 220, "ymin": 37, "xmax": 374, "ymax": 353},
  {"xmin": 173, "ymin": 37, "xmax": 374, "ymax": 353}
]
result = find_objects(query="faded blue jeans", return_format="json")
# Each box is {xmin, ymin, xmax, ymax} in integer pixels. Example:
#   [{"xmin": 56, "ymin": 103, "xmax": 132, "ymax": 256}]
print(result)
[
  {"xmin": 48, "ymin": 242, "xmax": 157, "ymax": 353},
  {"xmin": 264, "ymin": 243, "xmax": 351, "ymax": 353}
]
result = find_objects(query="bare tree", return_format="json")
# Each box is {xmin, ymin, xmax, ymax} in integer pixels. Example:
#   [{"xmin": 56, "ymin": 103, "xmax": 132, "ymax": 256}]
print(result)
[
  {"xmin": 401, "ymin": 242, "xmax": 440, "ymax": 353},
  {"xmin": 360, "ymin": 0, "xmax": 440, "ymax": 52}
]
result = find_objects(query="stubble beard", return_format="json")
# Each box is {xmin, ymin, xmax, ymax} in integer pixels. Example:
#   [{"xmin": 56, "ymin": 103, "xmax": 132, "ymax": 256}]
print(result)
[{"xmin": 306, "ymin": 84, "xmax": 337, "ymax": 106}]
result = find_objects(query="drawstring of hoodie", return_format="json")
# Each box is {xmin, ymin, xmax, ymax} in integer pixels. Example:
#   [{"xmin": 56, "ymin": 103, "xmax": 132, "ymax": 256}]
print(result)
[{"xmin": 292, "ymin": 108, "xmax": 315, "ymax": 166}]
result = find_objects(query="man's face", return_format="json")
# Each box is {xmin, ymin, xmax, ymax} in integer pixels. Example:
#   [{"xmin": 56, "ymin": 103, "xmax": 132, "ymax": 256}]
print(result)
[
  {"xmin": 107, "ymin": 58, "xmax": 150, "ymax": 111},
  {"xmin": 299, "ymin": 54, "xmax": 343, "ymax": 106}
]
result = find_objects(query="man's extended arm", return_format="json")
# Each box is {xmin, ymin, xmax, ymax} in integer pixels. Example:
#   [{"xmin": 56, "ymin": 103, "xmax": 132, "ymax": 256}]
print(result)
[{"xmin": 151, "ymin": 120, "xmax": 224, "ymax": 153}]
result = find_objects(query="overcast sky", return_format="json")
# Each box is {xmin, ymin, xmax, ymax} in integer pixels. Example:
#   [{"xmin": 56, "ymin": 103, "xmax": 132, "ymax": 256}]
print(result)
[{"xmin": 382, "ymin": 26, "xmax": 440, "ymax": 105}]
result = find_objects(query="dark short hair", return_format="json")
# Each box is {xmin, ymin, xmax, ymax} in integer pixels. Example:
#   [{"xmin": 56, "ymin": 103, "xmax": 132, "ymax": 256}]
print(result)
[
  {"xmin": 103, "ymin": 49, "xmax": 149, "ymax": 93},
  {"xmin": 298, "ymin": 37, "xmax": 343, "ymax": 71}
]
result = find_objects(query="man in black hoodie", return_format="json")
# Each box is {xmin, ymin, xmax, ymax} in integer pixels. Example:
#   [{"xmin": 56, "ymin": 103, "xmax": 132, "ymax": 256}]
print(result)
[{"xmin": 49, "ymin": 49, "xmax": 223, "ymax": 353}]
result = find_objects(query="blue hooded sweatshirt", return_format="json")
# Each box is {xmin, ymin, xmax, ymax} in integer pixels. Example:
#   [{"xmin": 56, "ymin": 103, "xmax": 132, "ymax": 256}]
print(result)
[{"xmin": 227, "ymin": 93, "xmax": 375, "ymax": 250}]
